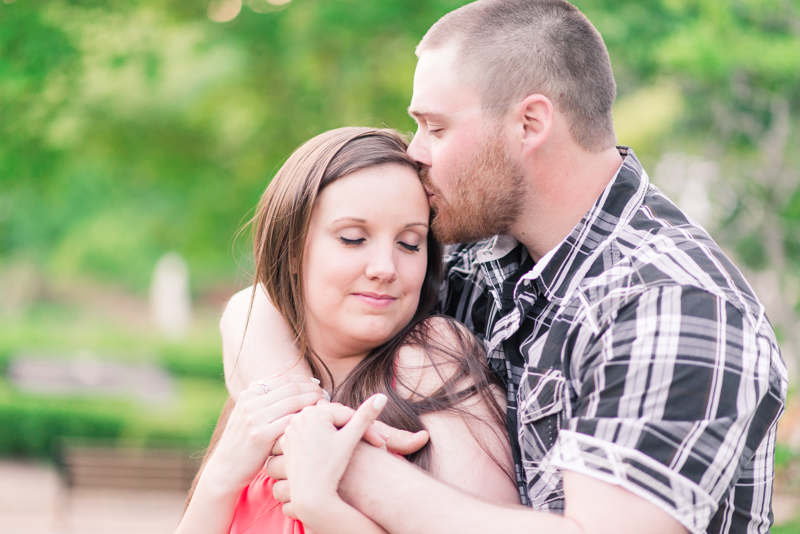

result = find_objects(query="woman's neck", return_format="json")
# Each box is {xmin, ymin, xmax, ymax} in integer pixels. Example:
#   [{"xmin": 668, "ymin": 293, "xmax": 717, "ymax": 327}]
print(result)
[{"xmin": 310, "ymin": 346, "xmax": 370, "ymax": 391}]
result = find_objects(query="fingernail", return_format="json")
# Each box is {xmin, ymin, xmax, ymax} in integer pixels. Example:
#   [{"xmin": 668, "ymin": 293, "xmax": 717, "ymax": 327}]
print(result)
[
  {"xmin": 310, "ymin": 378, "xmax": 321, "ymax": 385},
  {"xmin": 372, "ymin": 394, "xmax": 388, "ymax": 411},
  {"xmin": 379, "ymin": 431, "xmax": 389, "ymax": 440},
  {"xmin": 322, "ymin": 389, "xmax": 331, "ymax": 402}
]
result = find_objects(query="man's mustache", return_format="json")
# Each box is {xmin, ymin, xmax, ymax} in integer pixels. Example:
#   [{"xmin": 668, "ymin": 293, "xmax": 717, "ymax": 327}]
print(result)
[{"xmin": 419, "ymin": 168, "xmax": 440, "ymax": 196}]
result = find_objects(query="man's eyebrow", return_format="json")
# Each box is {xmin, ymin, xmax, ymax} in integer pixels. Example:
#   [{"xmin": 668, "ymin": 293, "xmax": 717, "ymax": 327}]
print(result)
[{"xmin": 407, "ymin": 107, "xmax": 445, "ymax": 121}]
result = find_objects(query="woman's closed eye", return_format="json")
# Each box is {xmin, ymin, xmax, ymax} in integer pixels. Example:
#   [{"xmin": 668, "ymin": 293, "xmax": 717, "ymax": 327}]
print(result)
[
  {"xmin": 339, "ymin": 236, "xmax": 365, "ymax": 246},
  {"xmin": 399, "ymin": 242, "xmax": 420, "ymax": 252}
]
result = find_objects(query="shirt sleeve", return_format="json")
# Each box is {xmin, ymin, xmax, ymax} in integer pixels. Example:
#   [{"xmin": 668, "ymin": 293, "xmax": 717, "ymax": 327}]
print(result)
[{"xmin": 550, "ymin": 284, "xmax": 787, "ymax": 533}]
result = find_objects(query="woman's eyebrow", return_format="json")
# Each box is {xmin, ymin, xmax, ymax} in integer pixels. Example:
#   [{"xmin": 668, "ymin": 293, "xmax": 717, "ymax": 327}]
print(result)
[
  {"xmin": 332, "ymin": 217, "xmax": 367, "ymax": 224},
  {"xmin": 332, "ymin": 217, "xmax": 427, "ymax": 229}
]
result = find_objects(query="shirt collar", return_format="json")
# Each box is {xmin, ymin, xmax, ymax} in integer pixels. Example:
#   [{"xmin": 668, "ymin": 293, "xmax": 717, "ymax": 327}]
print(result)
[
  {"xmin": 470, "ymin": 146, "xmax": 648, "ymax": 304},
  {"xmin": 536, "ymin": 146, "xmax": 648, "ymax": 303},
  {"xmin": 475, "ymin": 234, "xmax": 520, "ymax": 264}
]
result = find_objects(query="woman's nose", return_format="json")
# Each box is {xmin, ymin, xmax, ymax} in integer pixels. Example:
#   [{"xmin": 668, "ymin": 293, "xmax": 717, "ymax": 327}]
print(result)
[{"xmin": 365, "ymin": 250, "xmax": 398, "ymax": 283}]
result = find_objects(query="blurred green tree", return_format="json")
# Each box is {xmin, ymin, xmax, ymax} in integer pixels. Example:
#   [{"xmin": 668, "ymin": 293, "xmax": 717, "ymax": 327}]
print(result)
[{"xmin": 1, "ymin": 1, "xmax": 799, "ymax": 364}]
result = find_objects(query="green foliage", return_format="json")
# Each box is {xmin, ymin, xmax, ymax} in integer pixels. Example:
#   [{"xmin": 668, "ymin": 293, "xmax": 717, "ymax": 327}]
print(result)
[
  {"xmin": 0, "ymin": 376, "xmax": 226, "ymax": 458},
  {"xmin": 774, "ymin": 521, "xmax": 800, "ymax": 534},
  {"xmin": 0, "ymin": 297, "xmax": 227, "ymax": 459},
  {"xmin": 775, "ymin": 444, "xmax": 796, "ymax": 470},
  {"xmin": 161, "ymin": 342, "xmax": 224, "ymax": 380},
  {"xmin": 3, "ymin": 0, "xmax": 798, "ymax": 291},
  {"xmin": 0, "ymin": 0, "xmax": 458, "ymax": 292},
  {"xmin": 0, "ymin": 399, "xmax": 123, "ymax": 457}
]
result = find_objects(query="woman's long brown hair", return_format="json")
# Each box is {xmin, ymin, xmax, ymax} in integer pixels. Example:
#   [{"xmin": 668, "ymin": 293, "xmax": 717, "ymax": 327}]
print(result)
[{"xmin": 185, "ymin": 128, "xmax": 510, "ymax": 511}]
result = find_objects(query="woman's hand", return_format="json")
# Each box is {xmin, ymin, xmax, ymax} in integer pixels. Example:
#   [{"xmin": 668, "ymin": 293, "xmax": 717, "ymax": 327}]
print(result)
[
  {"xmin": 201, "ymin": 375, "xmax": 327, "ymax": 493},
  {"xmin": 282, "ymin": 394, "xmax": 389, "ymax": 529}
]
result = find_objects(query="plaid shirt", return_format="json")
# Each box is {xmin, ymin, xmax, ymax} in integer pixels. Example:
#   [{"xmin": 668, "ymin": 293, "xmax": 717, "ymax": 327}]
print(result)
[{"xmin": 437, "ymin": 148, "xmax": 787, "ymax": 534}]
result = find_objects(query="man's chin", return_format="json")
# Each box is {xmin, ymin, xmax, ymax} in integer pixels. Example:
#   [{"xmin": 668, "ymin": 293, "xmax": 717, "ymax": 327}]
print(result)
[{"xmin": 431, "ymin": 214, "xmax": 497, "ymax": 245}]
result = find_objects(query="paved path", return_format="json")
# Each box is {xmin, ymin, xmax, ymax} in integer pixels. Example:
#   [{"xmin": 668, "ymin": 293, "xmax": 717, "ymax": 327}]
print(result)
[
  {"xmin": 0, "ymin": 461, "xmax": 186, "ymax": 534},
  {"xmin": 1, "ymin": 459, "xmax": 798, "ymax": 531}
]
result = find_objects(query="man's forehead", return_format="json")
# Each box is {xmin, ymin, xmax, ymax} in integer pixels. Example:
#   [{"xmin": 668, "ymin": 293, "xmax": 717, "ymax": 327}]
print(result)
[{"xmin": 409, "ymin": 46, "xmax": 479, "ymax": 118}]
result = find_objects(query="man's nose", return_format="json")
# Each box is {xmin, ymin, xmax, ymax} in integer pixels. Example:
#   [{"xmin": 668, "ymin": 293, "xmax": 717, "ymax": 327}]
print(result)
[
  {"xmin": 407, "ymin": 129, "xmax": 431, "ymax": 168},
  {"xmin": 365, "ymin": 248, "xmax": 398, "ymax": 283}
]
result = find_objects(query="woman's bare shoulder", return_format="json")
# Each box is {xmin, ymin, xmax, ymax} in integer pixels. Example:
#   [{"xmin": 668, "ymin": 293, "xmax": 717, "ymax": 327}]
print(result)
[{"xmin": 394, "ymin": 316, "xmax": 483, "ymax": 400}]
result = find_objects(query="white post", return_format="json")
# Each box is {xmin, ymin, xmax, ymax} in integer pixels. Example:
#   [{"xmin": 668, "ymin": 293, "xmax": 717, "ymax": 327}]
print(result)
[{"xmin": 149, "ymin": 252, "xmax": 192, "ymax": 341}]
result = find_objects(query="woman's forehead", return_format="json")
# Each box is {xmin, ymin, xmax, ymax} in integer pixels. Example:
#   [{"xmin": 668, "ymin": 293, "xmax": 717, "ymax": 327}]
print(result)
[{"xmin": 316, "ymin": 165, "xmax": 428, "ymax": 220}]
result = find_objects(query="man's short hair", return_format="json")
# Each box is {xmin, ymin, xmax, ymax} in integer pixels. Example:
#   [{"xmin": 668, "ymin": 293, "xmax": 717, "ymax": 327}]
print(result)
[{"xmin": 417, "ymin": 0, "xmax": 617, "ymax": 152}]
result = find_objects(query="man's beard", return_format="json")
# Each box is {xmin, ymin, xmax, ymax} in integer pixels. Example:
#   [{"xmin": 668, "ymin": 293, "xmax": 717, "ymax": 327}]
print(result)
[{"xmin": 422, "ymin": 124, "xmax": 526, "ymax": 245}]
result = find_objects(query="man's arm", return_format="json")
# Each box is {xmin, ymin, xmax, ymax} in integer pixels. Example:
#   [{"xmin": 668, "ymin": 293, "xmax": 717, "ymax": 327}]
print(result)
[
  {"xmin": 338, "ymin": 443, "xmax": 688, "ymax": 534},
  {"xmin": 221, "ymin": 286, "xmax": 431, "ymax": 455},
  {"xmin": 220, "ymin": 286, "xmax": 309, "ymax": 398}
]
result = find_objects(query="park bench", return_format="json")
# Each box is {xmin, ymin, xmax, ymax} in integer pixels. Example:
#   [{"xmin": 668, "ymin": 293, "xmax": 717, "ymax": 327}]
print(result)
[{"xmin": 55, "ymin": 439, "xmax": 202, "ymax": 492}]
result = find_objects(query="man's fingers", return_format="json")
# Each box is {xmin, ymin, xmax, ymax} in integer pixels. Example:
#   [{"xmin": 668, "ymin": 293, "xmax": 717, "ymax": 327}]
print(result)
[
  {"xmin": 374, "ymin": 420, "xmax": 430, "ymax": 455},
  {"xmin": 266, "ymin": 454, "xmax": 286, "ymax": 480},
  {"xmin": 272, "ymin": 479, "xmax": 291, "ymax": 503}
]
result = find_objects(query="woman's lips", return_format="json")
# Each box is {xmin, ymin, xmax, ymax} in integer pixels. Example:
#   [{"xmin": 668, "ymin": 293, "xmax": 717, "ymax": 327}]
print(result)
[{"xmin": 352, "ymin": 293, "xmax": 398, "ymax": 308}]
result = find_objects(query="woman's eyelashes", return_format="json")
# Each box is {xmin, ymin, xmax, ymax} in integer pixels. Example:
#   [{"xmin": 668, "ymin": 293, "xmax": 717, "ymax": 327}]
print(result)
[
  {"xmin": 338, "ymin": 235, "xmax": 421, "ymax": 252},
  {"xmin": 339, "ymin": 236, "xmax": 365, "ymax": 246}
]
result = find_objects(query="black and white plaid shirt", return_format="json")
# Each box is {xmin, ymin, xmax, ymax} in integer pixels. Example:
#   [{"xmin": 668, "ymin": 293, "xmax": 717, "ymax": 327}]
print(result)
[{"xmin": 437, "ymin": 147, "xmax": 787, "ymax": 534}]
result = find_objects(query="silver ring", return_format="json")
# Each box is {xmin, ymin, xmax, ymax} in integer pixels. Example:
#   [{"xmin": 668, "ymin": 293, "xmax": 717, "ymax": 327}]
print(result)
[{"xmin": 259, "ymin": 380, "xmax": 270, "ymax": 394}]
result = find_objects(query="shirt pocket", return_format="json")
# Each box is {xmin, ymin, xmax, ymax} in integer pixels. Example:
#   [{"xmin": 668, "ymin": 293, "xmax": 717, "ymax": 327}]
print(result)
[{"xmin": 517, "ymin": 367, "xmax": 566, "ymax": 477}]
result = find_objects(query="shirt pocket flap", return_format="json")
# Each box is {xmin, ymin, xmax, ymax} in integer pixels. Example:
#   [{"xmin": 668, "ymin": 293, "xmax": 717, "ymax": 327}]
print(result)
[{"xmin": 518, "ymin": 367, "xmax": 566, "ymax": 424}]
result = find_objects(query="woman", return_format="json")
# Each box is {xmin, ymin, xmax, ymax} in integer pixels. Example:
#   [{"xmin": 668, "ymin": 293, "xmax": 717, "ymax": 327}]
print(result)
[{"xmin": 177, "ymin": 127, "xmax": 519, "ymax": 534}]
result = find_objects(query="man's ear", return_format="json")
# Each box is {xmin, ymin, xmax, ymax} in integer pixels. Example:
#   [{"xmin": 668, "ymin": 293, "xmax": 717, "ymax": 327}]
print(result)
[{"xmin": 516, "ymin": 94, "xmax": 554, "ymax": 158}]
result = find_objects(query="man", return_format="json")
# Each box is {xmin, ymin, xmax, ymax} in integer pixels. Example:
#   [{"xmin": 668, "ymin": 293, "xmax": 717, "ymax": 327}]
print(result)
[{"xmin": 221, "ymin": 1, "xmax": 787, "ymax": 532}]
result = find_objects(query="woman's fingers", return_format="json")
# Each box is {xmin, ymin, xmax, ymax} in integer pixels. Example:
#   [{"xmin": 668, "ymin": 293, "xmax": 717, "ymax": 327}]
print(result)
[
  {"xmin": 338, "ymin": 394, "xmax": 389, "ymax": 449},
  {"xmin": 266, "ymin": 454, "xmax": 286, "ymax": 480},
  {"xmin": 281, "ymin": 501, "xmax": 297, "ymax": 520},
  {"xmin": 309, "ymin": 402, "xmax": 388, "ymax": 447},
  {"xmin": 373, "ymin": 420, "xmax": 429, "ymax": 455},
  {"xmin": 260, "ymin": 391, "xmax": 325, "ymax": 421},
  {"xmin": 265, "ymin": 412, "xmax": 295, "ymax": 440},
  {"xmin": 247, "ymin": 376, "xmax": 324, "ymax": 405},
  {"xmin": 362, "ymin": 425, "xmax": 390, "ymax": 448},
  {"xmin": 270, "ymin": 436, "xmax": 282, "ymax": 455},
  {"xmin": 272, "ymin": 478, "xmax": 291, "ymax": 503}
]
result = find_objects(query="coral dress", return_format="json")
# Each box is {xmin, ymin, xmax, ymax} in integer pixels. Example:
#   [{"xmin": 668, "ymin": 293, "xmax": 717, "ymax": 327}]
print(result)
[{"xmin": 229, "ymin": 468, "xmax": 304, "ymax": 534}]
